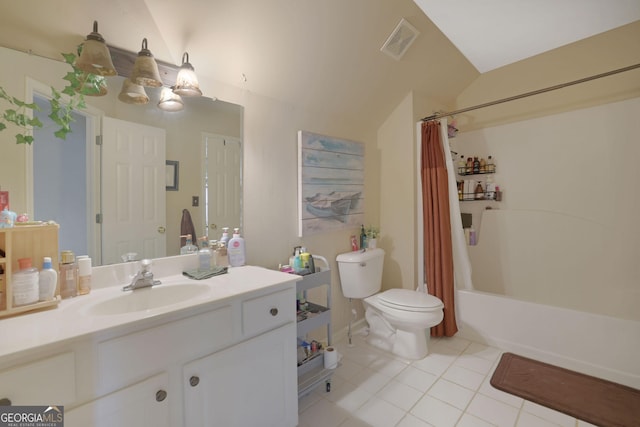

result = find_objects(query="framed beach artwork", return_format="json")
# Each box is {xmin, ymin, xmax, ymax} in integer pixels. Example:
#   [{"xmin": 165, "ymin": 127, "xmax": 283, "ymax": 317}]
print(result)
[{"xmin": 298, "ymin": 130, "xmax": 364, "ymax": 236}]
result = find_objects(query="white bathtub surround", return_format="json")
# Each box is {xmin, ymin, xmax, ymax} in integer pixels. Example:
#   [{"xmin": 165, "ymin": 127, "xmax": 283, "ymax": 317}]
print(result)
[{"xmin": 456, "ymin": 289, "xmax": 640, "ymax": 390}]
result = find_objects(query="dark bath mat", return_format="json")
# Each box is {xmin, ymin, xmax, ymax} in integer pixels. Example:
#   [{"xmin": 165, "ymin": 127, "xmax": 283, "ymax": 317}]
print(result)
[{"xmin": 490, "ymin": 352, "xmax": 640, "ymax": 427}]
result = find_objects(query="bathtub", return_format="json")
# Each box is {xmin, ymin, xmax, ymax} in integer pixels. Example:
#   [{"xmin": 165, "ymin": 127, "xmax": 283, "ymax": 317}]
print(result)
[{"xmin": 455, "ymin": 289, "xmax": 640, "ymax": 389}]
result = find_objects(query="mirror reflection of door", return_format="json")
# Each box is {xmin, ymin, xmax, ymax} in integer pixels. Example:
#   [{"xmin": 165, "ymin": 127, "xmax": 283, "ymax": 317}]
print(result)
[
  {"xmin": 101, "ymin": 117, "xmax": 167, "ymax": 265},
  {"xmin": 203, "ymin": 134, "xmax": 242, "ymax": 240},
  {"xmin": 33, "ymin": 93, "xmax": 99, "ymax": 261}
]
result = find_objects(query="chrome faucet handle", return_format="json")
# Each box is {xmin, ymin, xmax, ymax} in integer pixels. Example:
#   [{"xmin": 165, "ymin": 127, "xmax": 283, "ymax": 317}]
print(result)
[{"xmin": 140, "ymin": 259, "xmax": 153, "ymax": 273}]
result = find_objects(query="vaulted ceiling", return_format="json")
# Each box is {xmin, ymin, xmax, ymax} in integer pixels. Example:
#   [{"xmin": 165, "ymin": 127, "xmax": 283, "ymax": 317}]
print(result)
[{"xmin": 1, "ymin": 1, "xmax": 637, "ymax": 126}]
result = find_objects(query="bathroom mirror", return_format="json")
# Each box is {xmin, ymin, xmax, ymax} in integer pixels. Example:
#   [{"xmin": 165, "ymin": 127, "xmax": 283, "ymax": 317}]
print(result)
[{"xmin": 4, "ymin": 48, "xmax": 243, "ymax": 266}]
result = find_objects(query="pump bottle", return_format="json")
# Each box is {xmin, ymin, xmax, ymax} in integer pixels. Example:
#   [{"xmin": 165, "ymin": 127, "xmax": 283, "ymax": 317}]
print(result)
[
  {"xmin": 180, "ymin": 234, "xmax": 198, "ymax": 254},
  {"xmin": 227, "ymin": 228, "xmax": 246, "ymax": 267}
]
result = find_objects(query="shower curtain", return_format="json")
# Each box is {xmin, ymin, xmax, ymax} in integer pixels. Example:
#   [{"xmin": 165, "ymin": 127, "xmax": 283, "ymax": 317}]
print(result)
[{"xmin": 420, "ymin": 119, "xmax": 472, "ymax": 337}]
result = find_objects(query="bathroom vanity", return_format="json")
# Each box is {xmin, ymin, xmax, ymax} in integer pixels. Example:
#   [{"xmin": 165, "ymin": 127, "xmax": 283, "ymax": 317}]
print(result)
[{"xmin": 0, "ymin": 261, "xmax": 299, "ymax": 427}]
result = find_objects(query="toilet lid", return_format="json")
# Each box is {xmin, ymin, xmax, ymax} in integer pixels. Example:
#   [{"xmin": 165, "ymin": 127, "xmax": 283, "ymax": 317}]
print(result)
[{"xmin": 378, "ymin": 289, "xmax": 443, "ymax": 311}]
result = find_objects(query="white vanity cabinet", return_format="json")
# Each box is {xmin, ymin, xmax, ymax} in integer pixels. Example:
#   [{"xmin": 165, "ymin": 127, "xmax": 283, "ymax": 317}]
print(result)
[{"xmin": 0, "ymin": 268, "xmax": 299, "ymax": 427}]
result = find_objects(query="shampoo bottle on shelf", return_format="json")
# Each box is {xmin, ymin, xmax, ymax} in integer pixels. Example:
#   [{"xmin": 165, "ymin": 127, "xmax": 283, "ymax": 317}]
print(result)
[
  {"xmin": 227, "ymin": 228, "xmax": 246, "ymax": 267},
  {"xmin": 180, "ymin": 234, "xmax": 198, "ymax": 254},
  {"xmin": 198, "ymin": 237, "xmax": 212, "ymax": 271},
  {"xmin": 38, "ymin": 257, "xmax": 58, "ymax": 301}
]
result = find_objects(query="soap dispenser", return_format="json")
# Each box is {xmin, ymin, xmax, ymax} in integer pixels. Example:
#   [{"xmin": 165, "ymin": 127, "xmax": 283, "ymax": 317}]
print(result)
[
  {"xmin": 180, "ymin": 234, "xmax": 198, "ymax": 254},
  {"xmin": 227, "ymin": 228, "xmax": 246, "ymax": 267}
]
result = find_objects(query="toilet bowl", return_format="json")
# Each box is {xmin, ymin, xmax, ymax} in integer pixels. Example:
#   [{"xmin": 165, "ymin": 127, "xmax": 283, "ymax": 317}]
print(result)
[
  {"xmin": 364, "ymin": 289, "xmax": 444, "ymax": 359},
  {"xmin": 336, "ymin": 248, "xmax": 444, "ymax": 360}
]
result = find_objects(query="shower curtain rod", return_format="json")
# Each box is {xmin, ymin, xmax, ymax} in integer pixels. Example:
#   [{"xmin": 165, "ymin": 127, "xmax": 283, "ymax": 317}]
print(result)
[{"xmin": 421, "ymin": 62, "xmax": 640, "ymax": 122}]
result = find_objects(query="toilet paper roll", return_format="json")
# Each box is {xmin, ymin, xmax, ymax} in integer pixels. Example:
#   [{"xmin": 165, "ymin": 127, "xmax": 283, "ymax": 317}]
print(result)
[{"xmin": 324, "ymin": 346, "xmax": 338, "ymax": 370}]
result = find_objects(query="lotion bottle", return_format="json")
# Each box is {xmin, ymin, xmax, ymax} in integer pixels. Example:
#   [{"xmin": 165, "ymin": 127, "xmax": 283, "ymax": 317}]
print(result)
[
  {"xmin": 39, "ymin": 257, "xmax": 58, "ymax": 301},
  {"xmin": 227, "ymin": 228, "xmax": 246, "ymax": 267}
]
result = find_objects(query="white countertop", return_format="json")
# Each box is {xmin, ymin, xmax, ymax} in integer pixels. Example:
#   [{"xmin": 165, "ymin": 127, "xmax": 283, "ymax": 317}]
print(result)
[{"xmin": 0, "ymin": 264, "xmax": 299, "ymax": 360}]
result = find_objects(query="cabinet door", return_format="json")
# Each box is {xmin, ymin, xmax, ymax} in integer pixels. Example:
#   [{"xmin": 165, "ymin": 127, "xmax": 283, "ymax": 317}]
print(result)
[
  {"xmin": 65, "ymin": 373, "xmax": 169, "ymax": 427},
  {"xmin": 184, "ymin": 322, "xmax": 297, "ymax": 427}
]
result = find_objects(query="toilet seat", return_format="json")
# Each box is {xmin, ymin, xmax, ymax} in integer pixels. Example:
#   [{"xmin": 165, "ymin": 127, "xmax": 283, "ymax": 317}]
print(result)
[{"xmin": 377, "ymin": 289, "xmax": 443, "ymax": 312}]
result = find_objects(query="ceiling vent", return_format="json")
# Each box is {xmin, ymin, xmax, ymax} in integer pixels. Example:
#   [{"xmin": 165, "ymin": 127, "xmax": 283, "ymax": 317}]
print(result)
[{"xmin": 380, "ymin": 18, "xmax": 420, "ymax": 60}]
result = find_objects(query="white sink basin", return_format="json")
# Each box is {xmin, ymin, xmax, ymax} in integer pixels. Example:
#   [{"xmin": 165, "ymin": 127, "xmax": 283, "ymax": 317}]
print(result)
[{"xmin": 85, "ymin": 283, "xmax": 210, "ymax": 315}]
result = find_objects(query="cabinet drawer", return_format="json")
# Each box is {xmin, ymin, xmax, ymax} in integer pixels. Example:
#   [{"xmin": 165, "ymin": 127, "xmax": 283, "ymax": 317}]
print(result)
[
  {"xmin": 0, "ymin": 352, "xmax": 76, "ymax": 405},
  {"xmin": 242, "ymin": 288, "xmax": 294, "ymax": 337}
]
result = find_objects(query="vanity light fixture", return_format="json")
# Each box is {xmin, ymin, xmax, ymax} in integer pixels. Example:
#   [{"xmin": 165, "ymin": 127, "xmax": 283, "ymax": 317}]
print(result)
[
  {"xmin": 130, "ymin": 38, "xmax": 163, "ymax": 87},
  {"xmin": 172, "ymin": 52, "xmax": 202, "ymax": 97},
  {"xmin": 76, "ymin": 21, "xmax": 117, "ymax": 76},
  {"xmin": 158, "ymin": 87, "xmax": 184, "ymax": 111},
  {"xmin": 118, "ymin": 79, "xmax": 149, "ymax": 105}
]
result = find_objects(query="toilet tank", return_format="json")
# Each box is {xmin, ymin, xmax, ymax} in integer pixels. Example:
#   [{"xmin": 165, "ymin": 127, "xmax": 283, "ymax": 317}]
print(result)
[{"xmin": 336, "ymin": 248, "xmax": 384, "ymax": 299}]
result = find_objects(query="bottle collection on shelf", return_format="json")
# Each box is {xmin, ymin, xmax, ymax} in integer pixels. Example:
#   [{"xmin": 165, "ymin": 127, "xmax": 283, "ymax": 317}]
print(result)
[
  {"xmin": 456, "ymin": 154, "xmax": 502, "ymax": 201},
  {"xmin": 179, "ymin": 226, "xmax": 246, "ymax": 270}
]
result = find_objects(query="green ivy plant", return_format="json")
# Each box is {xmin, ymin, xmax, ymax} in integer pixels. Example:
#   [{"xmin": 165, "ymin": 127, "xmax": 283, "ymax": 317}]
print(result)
[{"xmin": 0, "ymin": 45, "xmax": 106, "ymax": 144}]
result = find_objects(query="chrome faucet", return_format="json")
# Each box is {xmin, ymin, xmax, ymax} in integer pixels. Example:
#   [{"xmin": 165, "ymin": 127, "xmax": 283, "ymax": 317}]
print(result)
[{"xmin": 123, "ymin": 259, "xmax": 161, "ymax": 291}]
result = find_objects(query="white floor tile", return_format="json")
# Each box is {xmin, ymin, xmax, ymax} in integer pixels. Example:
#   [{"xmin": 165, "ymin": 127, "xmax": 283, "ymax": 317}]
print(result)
[
  {"xmin": 368, "ymin": 354, "xmax": 409, "ymax": 377},
  {"xmin": 396, "ymin": 413, "xmax": 435, "ymax": 427},
  {"xmin": 300, "ymin": 397, "xmax": 350, "ymax": 427},
  {"xmin": 325, "ymin": 379, "xmax": 373, "ymax": 412},
  {"xmin": 427, "ymin": 379, "xmax": 475, "ymax": 410},
  {"xmin": 466, "ymin": 393, "xmax": 520, "ymax": 427},
  {"xmin": 338, "ymin": 417, "xmax": 374, "ymax": 427},
  {"xmin": 463, "ymin": 342, "xmax": 503, "ymax": 362},
  {"xmin": 351, "ymin": 366, "xmax": 393, "ymax": 394},
  {"xmin": 354, "ymin": 396, "xmax": 406, "ymax": 427},
  {"xmin": 299, "ymin": 391, "xmax": 323, "ymax": 412},
  {"xmin": 453, "ymin": 353, "xmax": 494, "ymax": 375},
  {"xmin": 411, "ymin": 394, "xmax": 462, "ymax": 427},
  {"xmin": 456, "ymin": 413, "xmax": 496, "ymax": 427},
  {"xmin": 442, "ymin": 364, "xmax": 486, "ymax": 391},
  {"xmin": 434, "ymin": 336, "xmax": 471, "ymax": 352},
  {"xmin": 522, "ymin": 401, "xmax": 576, "ymax": 427},
  {"xmin": 395, "ymin": 365, "xmax": 438, "ymax": 393},
  {"xmin": 478, "ymin": 376, "xmax": 524, "ymax": 408},
  {"xmin": 376, "ymin": 379, "xmax": 423, "ymax": 412},
  {"xmin": 516, "ymin": 411, "xmax": 562, "ymax": 427},
  {"xmin": 334, "ymin": 357, "xmax": 367, "ymax": 383}
]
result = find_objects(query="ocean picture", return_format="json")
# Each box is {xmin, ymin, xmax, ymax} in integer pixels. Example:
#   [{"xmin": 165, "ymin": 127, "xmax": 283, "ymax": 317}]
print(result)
[{"xmin": 298, "ymin": 130, "xmax": 364, "ymax": 236}]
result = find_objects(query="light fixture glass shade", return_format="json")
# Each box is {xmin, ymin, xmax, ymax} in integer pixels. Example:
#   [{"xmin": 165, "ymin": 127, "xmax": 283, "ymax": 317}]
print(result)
[
  {"xmin": 173, "ymin": 52, "xmax": 202, "ymax": 97},
  {"xmin": 158, "ymin": 87, "xmax": 184, "ymax": 111},
  {"xmin": 118, "ymin": 79, "xmax": 149, "ymax": 104},
  {"xmin": 130, "ymin": 38, "xmax": 163, "ymax": 87},
  {"xmin": 76, "ymin": 21, "xmax": 117, "ymax": 76}
]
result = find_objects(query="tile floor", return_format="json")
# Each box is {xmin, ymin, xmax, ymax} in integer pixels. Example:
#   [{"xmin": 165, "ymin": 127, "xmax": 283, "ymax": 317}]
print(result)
[{"xmin": 298, "ymin": 332, "xmax": 597, "ymax": 427}]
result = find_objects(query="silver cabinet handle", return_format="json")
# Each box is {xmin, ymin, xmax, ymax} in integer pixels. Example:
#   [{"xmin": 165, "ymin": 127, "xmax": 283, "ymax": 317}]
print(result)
[
  {"xmin": 190, "ymin": 376, "xmax": 200, "ymax": 387},
  {"xmin": 156, "ymin": 390, "xmax": 167, "ymax": 402}
]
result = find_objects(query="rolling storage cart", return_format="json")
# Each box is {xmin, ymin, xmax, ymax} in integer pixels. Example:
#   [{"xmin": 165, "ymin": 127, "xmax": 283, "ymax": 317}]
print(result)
[{"xmin": 296, "ymin": 255, "xmax": 335, "ymax": 398}]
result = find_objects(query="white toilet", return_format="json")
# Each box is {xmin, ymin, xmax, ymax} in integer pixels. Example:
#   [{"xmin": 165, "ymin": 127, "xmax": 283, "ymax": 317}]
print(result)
[{"xmin": 336, "ymin": 248, "xmax": 444, "ymax": 359}]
